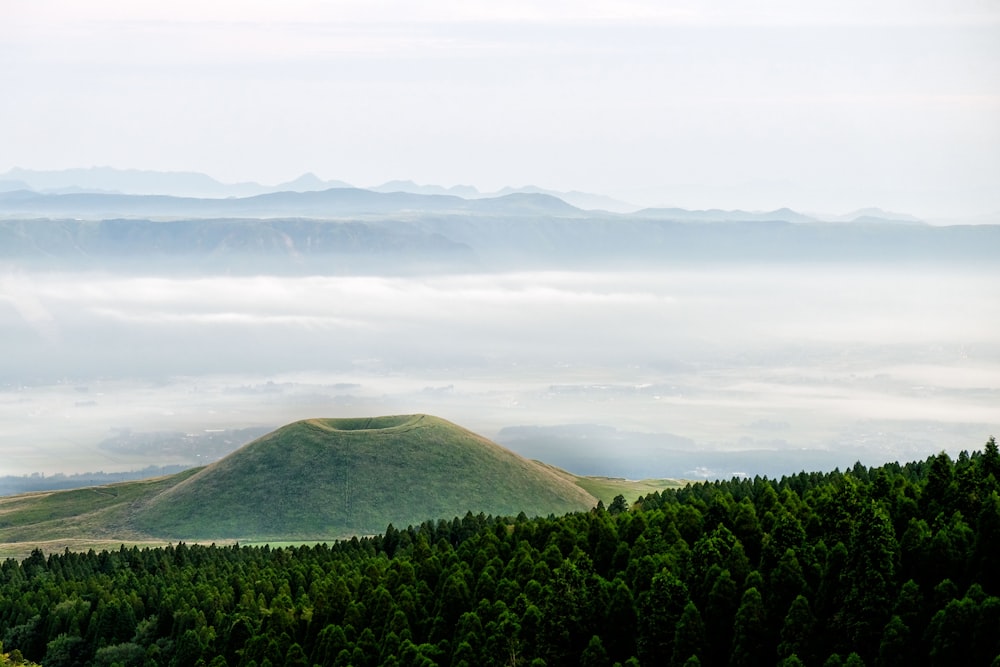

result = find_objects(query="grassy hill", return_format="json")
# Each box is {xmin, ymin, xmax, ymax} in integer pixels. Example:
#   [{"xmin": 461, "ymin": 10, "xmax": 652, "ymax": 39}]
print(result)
[
  {"xmin": 0, "ymin": 414, "xmax": 687, "ymax": 556},
  {"xmin": 132, "ymin": 414, "xmax": 599, "ymax": 539}
]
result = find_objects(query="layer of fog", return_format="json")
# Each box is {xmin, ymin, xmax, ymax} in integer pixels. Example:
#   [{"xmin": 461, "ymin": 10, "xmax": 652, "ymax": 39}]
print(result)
[{"xmin": 1, "ymin": 265, "xmax": 998, "ymax": 479}]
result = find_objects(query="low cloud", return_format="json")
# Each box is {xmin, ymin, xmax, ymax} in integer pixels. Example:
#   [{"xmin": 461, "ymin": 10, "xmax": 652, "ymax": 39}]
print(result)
[{"xmin": 1, "ymin": 265, "xmax": 998, "ymax": 475}]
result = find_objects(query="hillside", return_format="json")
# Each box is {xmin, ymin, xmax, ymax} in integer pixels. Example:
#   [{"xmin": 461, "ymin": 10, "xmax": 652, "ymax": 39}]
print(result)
[
  {"xmin": 132, "ymin": 414, "xmax": 598, "ymax": 539},
  {"xmin": 0, "ymin": 470, "xmax": 200, "ymax": 554},
  {"xmin": 0, "ymin": 415, "xmax": 687, "ymax": 556}
]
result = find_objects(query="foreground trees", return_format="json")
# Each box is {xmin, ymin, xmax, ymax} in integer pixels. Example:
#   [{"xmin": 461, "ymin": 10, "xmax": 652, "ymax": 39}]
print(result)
[{"xmin": 2, "ymin": 440, "xmax": 999, "ymax": 666}]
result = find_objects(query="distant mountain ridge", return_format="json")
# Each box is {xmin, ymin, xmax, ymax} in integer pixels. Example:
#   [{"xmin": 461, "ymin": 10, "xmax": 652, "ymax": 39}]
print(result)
[
  {"xmin": 369, "ymin": 179, "xmax": 482, "ymax": 199},
  {"xmin": 1, "ymin": 212, "xmax": 995, "ymax": 274},
  {"xmin": 0, "ymin": 167, "xmax": 356, "ymax": 198},
  {"xmin": 633, "ymin": 206, "xmax": 818, "ymax": 223},
  {"xmin": 0, "ymin": 183, "xmax": 931, "ymax": 227},
  {"xmin": 1, "ymin": 167, "xmax": 936, "ymax": 223},
  {"xmin": 0, "ymin": 167, "xmax": 631, "ymax": 211},
  {"xmin": 0, "ymin": 187, "xmax": 582, "ymax": 219},
  {"xmin": 833, "ymin": 207, "xmax": 925, "ymax": 224},
  {"xmin": 5, "ymin": 166, "xmax": 990, "ymax": 273}
]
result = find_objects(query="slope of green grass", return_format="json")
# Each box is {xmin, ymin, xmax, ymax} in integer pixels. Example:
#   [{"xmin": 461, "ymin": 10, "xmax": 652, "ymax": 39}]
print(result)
[
  {"xmin": 0, "ymin": 470, "xmax": 201, "ymax": 558},
  {"xmin": 531, "ymin": 460, "xmax": 688, "ymax": 505},
  {"xmin": 573, "ymin": 476, "xmax": 689, "ymax": 505},
  {"xmin": 133, "ymin": 414, "xmax": 599, "ymax": 539}
]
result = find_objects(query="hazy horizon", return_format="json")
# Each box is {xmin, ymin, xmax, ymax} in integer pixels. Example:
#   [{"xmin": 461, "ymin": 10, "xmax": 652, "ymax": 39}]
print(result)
[{"xmin": 2, "ymin": 165, "xmax": 996, "ymax": 224}]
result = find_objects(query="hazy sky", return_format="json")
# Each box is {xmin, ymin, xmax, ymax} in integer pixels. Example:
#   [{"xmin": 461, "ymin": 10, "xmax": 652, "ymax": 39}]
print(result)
[{"xmin": 2, "ymin": 0, "xmax": 999, "ymax": 216}]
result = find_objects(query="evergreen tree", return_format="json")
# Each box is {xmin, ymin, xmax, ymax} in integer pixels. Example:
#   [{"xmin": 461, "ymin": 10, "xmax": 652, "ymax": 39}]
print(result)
[
  {"xmin": 704, "ymin": 568, "xmax": 740, "ymax": 667},
  {"xmin": 840, "ymin": 501, "xmax": 897, "ymax": 660},
  {"xmin": 730, "ymin": 587, "xmax": 768, "ymax": 667},
  {"xmin": 980, "ymin": 437, "xmax": 1000, "ymax": 484},
  {"xmin": 877, "ymin": 615, "xmax": 910, "ymax": 667},
  {"xmin": 670, "ymin": 601, "xmax": 706, "ymax": 667},
  {"xmin": 603, "ymin": 578, "xmax": 636, "ymax": 663},
  {"xmin": 974, "ymin": 491, "xmax": 1000, "ymax": 593},
  {"xmin": 769, "ymin": 549, "xmax": 808, "ymax": 626},
  {"xmin": 636, "ymin": 570, "xmax": 689, "ymax": 665},
  {"xmin": 580, "ymin": 634, "xmax": 610, "ymax": 667},
  {"xmin": 777, "ymin": 595, "xmax": 815, "ymax": 663},
  {"xmin": 844, "ymin": 653, "xmax": 866, "ymax": 667},
  {"xmin": 283, "ymin": 642, "xmax": 309, "ymax": 667},
  {"xmin": 608, "ymin": 495, "xmax": 629, "ymax": 516}
]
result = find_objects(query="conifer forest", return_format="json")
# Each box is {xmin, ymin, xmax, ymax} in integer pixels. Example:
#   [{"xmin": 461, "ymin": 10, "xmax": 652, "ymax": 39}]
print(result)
[{"xmin": 2, "ymin": 440, "xmax": 1000, "ymax": 666}]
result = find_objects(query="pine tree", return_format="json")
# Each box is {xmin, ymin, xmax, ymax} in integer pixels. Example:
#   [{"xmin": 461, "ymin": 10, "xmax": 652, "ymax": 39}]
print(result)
[
  {"xmin": 637, "ymin": 570, "xmax": 689, "ymax": 665},
  {"xmin": 580, "ymin": 635, "xmax": 610, "ymax": 667},
  {"xmin": 974, "ymin": 491, "xmax": 1000, "ymax": 593},
  {"xmin": 730, "ymin": 587, "xmax": 768, "ymax": 667},
  {"xmin": 777, "ymin": 595, "xmax": 815, "ymax": 663},
  {"xmin": 877, "ymin": 615, "xmax": 910, "ymax": 667},
  {"xmin": 670, "ymin": 601, "xmax": 706, "ymax": 667},
  {"xmin": 840, "ymin": 501, "xmax": 898, "ymax": 660},
  {"xmin": 704, "ymin": 568, "xmax": 740, "ymax": 667}
]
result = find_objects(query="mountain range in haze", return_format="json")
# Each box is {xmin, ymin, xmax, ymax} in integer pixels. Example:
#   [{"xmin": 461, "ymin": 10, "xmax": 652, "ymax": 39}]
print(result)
[
  {"xmin": 3, "ymin": 185, "xmax": 997, "ymax": 274},
  {"xmin": 0, "ymin": 167, "xmax": 638, "ymax": 213},
  {"xmin": 0, "ymin": 166, "xmax": 930, "ymax": 223}
]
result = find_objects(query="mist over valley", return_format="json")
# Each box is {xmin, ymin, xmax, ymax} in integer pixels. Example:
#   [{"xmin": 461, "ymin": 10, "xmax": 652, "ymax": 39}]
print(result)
[{"xmin": 2, "ymin": 196, "xmax": 996, "ymax": 482}]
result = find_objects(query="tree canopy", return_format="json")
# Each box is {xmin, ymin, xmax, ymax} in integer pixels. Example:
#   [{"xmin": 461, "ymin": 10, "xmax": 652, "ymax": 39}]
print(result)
[{"xmin": 2, "ymin": 439, "xmax": 999, "ymax": 666}]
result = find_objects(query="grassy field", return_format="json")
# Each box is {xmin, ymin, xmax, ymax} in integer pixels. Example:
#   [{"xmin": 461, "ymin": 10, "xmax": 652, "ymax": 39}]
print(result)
[
  {"xmin": 533, "ymin": 460, "xmax": 688, "ymax": 505},
  {"xmin": 573, "ymin": 476, "xmax": 690, "ymax": 505}
]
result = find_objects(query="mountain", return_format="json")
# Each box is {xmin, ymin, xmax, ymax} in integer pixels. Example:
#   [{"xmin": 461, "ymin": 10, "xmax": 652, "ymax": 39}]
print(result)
[
  {"xmin": 2, "ymin": 212, "xmax": 998, "ymax": 274},
  {"xmin": 0, "ymin": 179, "xmax": 31, "ymax": 192},
  {"xmin": 632, "ymin": 206, "xmax": 817, "ymax": 223},
  {"xmin": 0, "ymin": 166, "xmax": 268, "ymax": 198},
  {"xmin": 0, "ymin": 415, "xmax": 611, "ymax": 549},
  {"xmin": 834, "ymin": 207, "xmax": 925, "ymax": 224},
  {"xmin": 0, "ymin": 167, "xmax": 358, "ymax": 198},
  {"xmin": 274, "ymin": 172, "xmax": 354, "ymax": 192},
  {"xmin": 3, "ymin": 168, "xmax": 632, "ymax": 210},
  {"xmin": 0, "ymin": 187, "xmax": 583, "ymax": 219},
  {"xmin": 494, "ymin": 185, "xmax": 639, "ymax": 213},
  {"xmin": 371, "ymin": 180, "xmax": 639, "ymax": 212},
  {"xmin": 0, "ymin": 216, "xmax": 478, "ymax": 274},
  {"xmin": 132, "ymin": 415, "xmax": 598, "ymax": 539},
  {"xmin": 370, "ymin": 180, "xmax": 481, "ymax": 199}
]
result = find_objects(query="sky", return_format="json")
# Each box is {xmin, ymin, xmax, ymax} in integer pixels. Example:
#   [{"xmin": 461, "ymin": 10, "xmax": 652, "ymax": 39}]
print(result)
[{"xmin": 2, "ymin": 0, "xmax": 1000, "ymax": 217}]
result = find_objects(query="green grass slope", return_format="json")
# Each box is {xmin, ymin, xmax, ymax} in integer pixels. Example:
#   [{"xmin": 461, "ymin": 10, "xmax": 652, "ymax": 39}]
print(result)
[
  {"xmin": 132, "ymin": 414, "xmax": 599, "ymax": 539},
  {"xmin": 0, "ymin": 470, "xmax": 200, "ymax": 558},
  {"xmin": 533, "ymin": 461, "xmax": 688, "ymax": 505}
]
